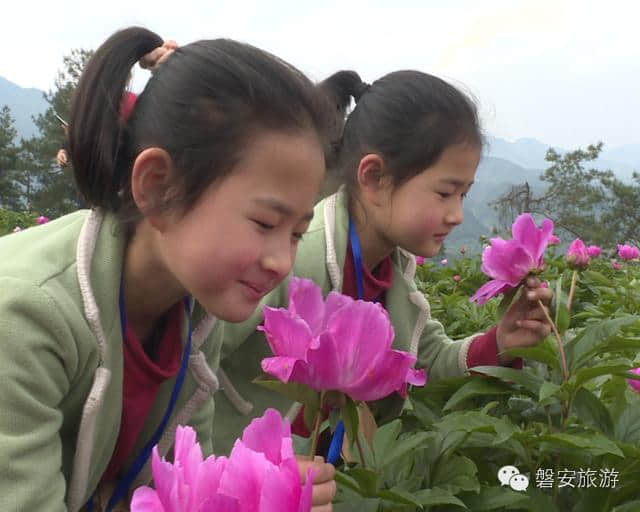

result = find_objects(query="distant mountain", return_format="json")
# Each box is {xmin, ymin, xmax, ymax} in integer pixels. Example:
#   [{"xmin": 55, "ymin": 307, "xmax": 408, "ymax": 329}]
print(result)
[
  {"xmin": 485, "ymin": 135, "xmax": 639, "ymax": 181},
  {"xmin": 0, "ymin": 76, "xmax": 48, "ymax": 140}
]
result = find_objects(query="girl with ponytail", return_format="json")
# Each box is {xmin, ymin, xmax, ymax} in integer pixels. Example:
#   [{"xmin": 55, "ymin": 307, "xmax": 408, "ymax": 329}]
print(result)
[
  {"xmin": 215, "ymin": 69, "xmax": 553, "ymax": 455},
  {"xmin": 0, "ymin": 27, "xmax": 336, "ymax": 511}
]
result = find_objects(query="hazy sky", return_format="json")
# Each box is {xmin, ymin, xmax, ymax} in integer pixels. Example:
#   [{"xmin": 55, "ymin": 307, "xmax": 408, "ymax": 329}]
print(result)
[{"xmin": 3, "ymin": 0, "xmax": 639, "ymax": 149}]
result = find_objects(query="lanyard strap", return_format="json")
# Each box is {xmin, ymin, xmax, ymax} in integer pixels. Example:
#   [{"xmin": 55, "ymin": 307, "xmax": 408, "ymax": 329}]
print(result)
[
  {"xmin": 88, "ymin": 279, "xmax": 193, "ymax": 511},
  {"xmin": 348, "ymin": 216, "xmax": 365, "ymax": 301},
  {"xmin": 328, "ymin": 216, "xmax": 366, "ymax": 465}
]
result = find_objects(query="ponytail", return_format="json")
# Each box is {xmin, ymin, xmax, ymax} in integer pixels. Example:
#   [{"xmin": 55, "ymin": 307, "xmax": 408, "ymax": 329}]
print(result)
[
  {"xmin": 318, "ymin": 70, "xmax": 369, "ymax": 169},
  {"xmin": 68, "ymin": 27, "xmax": 163, "ymax": 210}
]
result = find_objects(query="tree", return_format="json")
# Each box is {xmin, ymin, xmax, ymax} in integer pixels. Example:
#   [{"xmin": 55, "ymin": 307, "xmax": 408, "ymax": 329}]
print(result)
[
  {"xmin": 491, "ymin": 142, "xmax": 639, "ymax": 246},
  {"xmin": 0, "ymin": 105, "xmax": 23, "ymax": 210},
  {"xmin": 26, "ymin": 48, "xmax": 93, "ymax": 216}
]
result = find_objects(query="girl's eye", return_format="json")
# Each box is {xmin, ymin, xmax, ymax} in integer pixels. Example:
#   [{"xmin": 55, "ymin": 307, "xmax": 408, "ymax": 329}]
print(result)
[
  {"xmin": 292, "ymin": 232, "xmax": 304, "ymax": 242},
  {"xmin": 461, "ymin": 192, "xmax": 468, "ymax": 199},
  {"xmin": 253, "ymin": 220, "xmax": 274, "ymax": 230},
  {"xmin": 437, "ymin": 192, "xmax": 452, "ymax": 199}
]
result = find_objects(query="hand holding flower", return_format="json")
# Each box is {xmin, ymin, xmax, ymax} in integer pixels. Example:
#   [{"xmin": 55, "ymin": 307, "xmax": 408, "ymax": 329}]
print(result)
[{"xmin": 496, "ymin": 276, "xmax": 552, "ymax": 364}]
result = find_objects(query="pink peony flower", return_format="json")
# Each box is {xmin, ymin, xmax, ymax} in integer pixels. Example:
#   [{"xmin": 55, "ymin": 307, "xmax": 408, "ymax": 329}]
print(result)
[
  {"xmin": 566, "ymin": 239, "xmax": 590, "ymax": 269},
  {"xmin": 586, "ymin": 245, "xmax": 602, "ymax": 258},
  {"xmin": 36, "ymin": 216, "xmax": 50, "ymax": 225},
  {"xmin": 131, "ymin": 409, "xmax": 313, "ymax": 512},
  {"xmin": 628, "ymin": 368, "xmax": 640, "ymax": 393},
  {"xmin": 470, "ymin": 213, "xmax": 554, "ymax": 305},
  {"xmin": 260, "ymin": 277, "xmax": 427, "ymax": 401},
  {"xmin": 415, "ymin": 256, "xmax": 425, "ymax": 265},
  {"xmin": 548, "ymin": 234, "xmax": 561, "ymax": 245},
  {"xmin": 12, "ymin": 226, "xmax": 22, "ymax": 233},
  {"xmin": 453, "ymin": 275, "xmax": 461, "ymax": 282},
  {"xmin": 440, "ymin": 259, "xmax": 448, "ymax": 265},
  {"xmin": 618, "ymin": 244, "xmax": 640, "ymax": 261},
  {"xmin": 612, "ymin": 260, "xmax": 622, "ymax": 271}
]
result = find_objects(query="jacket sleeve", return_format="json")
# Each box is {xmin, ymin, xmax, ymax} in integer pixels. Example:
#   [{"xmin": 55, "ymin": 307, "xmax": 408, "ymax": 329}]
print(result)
[{"xmin": 0, "ymin": 277, "xmax": 80, "ymax": 512}]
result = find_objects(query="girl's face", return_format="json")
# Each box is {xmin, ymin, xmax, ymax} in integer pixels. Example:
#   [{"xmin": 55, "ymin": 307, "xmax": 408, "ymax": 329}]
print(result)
[
  {"xmin": 374, "ymin": 142, "xmax": 480, "ymax": 258},
  {"xmin": 157, "ymin": 130, "xmax": 325, "ymax": 322}
]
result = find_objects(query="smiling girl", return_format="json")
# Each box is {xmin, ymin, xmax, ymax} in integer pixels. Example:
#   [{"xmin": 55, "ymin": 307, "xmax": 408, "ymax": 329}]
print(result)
[
  {"xmin": 214, "ymin": 69, "xmax": 552, "ymax": 453},
  {"xmin": 0, "ymin": 27, "xmax": 335, "ymax": 511}
]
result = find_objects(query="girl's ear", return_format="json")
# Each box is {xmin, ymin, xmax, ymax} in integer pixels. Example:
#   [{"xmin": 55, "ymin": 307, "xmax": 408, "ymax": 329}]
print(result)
[
  {"xmin": 131, "ymin": 147, "xmax": 174, "ymax": 231},
  {"xmin": 356, "ymin": 153, "xmax": 390, "ymax": 206}
]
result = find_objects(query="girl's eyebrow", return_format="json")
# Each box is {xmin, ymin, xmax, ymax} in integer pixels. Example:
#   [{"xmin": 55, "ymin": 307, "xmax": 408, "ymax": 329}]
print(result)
[
  {"xmin": 439, "ymin": 178, "xmax": 474, "ymax": 187},
  {"xmin": 253, "ymin": 197, "xmax": 314, "ymax": 221}
]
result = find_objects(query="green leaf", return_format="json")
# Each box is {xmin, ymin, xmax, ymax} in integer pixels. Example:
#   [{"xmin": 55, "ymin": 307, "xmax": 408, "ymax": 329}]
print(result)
[
  {"xmin": 461, "ymin": 486, "xmax": 529, "ymax": 511},
  {"xmin": 566, "ymin": 316, "xmax": 640, "ymax": 371},
  {"xmin": 372, "ymin": 419, "xmax": 402, "ymax": 468},
  {"xmin": 573, "ymin": 364, "xmax": 633, "ymax": 389},
  {"xmin": 538, "ymin": 381, "xmax": 562, "ymax": 404},
  {"xmin": 335, "ymin": 471, "xmax": 361, "ymax": 493},
  {"xmin": 612, "ymin": 501, "xmax": 640, "ymax": 512},
  {"xmin": 433, "ymin": 455, "xmax": 480, "ymax": 494},
  {"xmin": 443, "ymin": 378, "xmax": 512, "ymax": 411},
  {"xmin": 341, "ymin": 396, "xmax": 360, "ymax": 446},
  {"xmin": 377, "ymin": 488, "xmax": 423, "ymax": 508},
  {"xmin": 614, "ymin": 406, "xmax": 640, "ymax": 444},
  {"xmin": 553, "ymin": 276, "xmax": 571, "ymax": 335},
  {"xmin": 498, "ymin": 285, "xmax": 523, "ymax": 317},
  {"xmin": 345, "ymin": 468, "xmax": 378, "ymax": 496},
  {"xmin": 572, "ymin": 387, "xmax": 614, "ymax": 436},
  {"xmin": 505, "ymin": 338, "xmax": 560, "ymax": 371},
  {"xmin": 467, "ymin": 366, "xmax": 544, "ymax": 396},
  {"xmin": 584, "ymin": 269, "xmax": 612, "ymax": 286},
  {"xmin": 412, "ymin": 487, "xmax": 467, "ymax": 508},
  {"xmin": 538, "ymin": 432, "xmax": 624, "ymax": 457},
  {"xmin": 384, "ymin": 431, "xmax": 433, "ymax": 467},
  {"xmin": 252, "ymin": 376, "xmax": 320, "ymax": 408},
  {"xmin": 333, "ymin": 498, "xmax": 381, "ymax": 512}
]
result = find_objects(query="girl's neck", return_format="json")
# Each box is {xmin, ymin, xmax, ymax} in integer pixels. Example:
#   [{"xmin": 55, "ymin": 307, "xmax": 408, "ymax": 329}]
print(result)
[
  {"xmin": 123, "ymin": 222, "xmax": 186, "ymax": 342},
  {"xmin": 348, "ymin": 195, "xmax": 395, "ymax": 271}
]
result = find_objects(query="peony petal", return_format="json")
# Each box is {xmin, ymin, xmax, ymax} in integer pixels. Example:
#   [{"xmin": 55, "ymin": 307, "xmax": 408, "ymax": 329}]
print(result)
[
  {"xmin": 130, "ymin": 487, "xmax": 166, "ymax": 512},
  {"xmin": 323, "ymin": 291, "xmax": 354, "ymax": 331},
  {"xmin": 261, "ymin": 356, "xmax": 307, "ymax": 383},
  {"xmin": 288, "ymin": 277, "xmax": 325, "ymax": 336},
  {"xmin": 343, "ymin": 349, "xmax": 419, "ymax": 401},
  {"xmin": 306, "ymin": 301, "xmax": 395, "ymax": 392},
  {"xmin": 481, "ymin": 240, "xmax": 534, "ymax": 285},
  {"xmin": 298, "ymin": 468, "xmax": 315, "ymax": 512},
  {"xmin": 260, "ymin": 308, "xmax": 313, "ymax": 360},
  {"xmin": 241, "ymin": 408, "xmax": 292, "ymax": 466},
  {"xmin": 199, "ymin": 494, "xmax": 241, "ymax": 512},
  {"xmin": 406, "ymin": 367, "xmax": 428, "ymax": 386},
  {"xmin": 173, "ymin": 425, "xmax": 203, "ymax": 503},
  {"xmin": 219, "ymin": 441, "xmax": 274, "ymax": 511},
  {"xmin": 512, "ymin": 214, "xmax": 554, "ymax": 265},
  {"xmin": 470, "ymin": 279, "xmax": 514, "ymax": 305}
]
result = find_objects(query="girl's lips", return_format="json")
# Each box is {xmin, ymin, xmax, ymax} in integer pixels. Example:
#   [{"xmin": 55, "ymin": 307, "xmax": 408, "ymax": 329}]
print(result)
[{"xmin": 239, "ymin": 280, "xmax": 269, "ymax": 300}]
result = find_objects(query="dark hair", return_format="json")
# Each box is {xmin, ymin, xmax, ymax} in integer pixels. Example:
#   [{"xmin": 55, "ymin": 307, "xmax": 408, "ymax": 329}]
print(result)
[
  {"xmin": 319, "ymin": 69, "xmax": 482, "ymax": 191},
  {"xmin": 69, "ymin": 27, "xmax": 330, "ymax": 219}
]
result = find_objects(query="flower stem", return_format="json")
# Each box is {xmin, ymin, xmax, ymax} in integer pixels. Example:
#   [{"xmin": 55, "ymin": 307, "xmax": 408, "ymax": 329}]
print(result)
[
  {"xmin": 567, "ymin": 270, "xmax": 578, "ymax": 313},
  {"xmin": 355, "ymin": 432, "xmax": 366, "ymax": 468},
  {"xmin": 538, "ymin": 299, "xmax": 569, "ymax": 382},
  {"xmin": 308, "ymin": 392, "xmax": 325, "ymax": 458}
]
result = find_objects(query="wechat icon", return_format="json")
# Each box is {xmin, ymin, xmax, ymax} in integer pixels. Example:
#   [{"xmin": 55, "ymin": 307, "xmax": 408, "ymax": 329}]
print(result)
[{"xmin": 498, "ymin": 465, "xmax": 530, "ymax": 492}]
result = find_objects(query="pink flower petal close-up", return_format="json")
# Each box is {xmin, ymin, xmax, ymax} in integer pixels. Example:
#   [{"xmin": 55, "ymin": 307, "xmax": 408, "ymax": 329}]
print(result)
[
  {"xmin": 260, "ymin": 277, "xmax": 427, "ymax": 402},
  {"xmin": 131, "ymin": 409, "xmax": 312, "ymax": 512},
  {"xmin": 566, "ymin": 238, "xmax": 590, "ymax": 269},
  {"xmin": 471, "ymin": 213, "xmax": 554, "ymax": 305}
]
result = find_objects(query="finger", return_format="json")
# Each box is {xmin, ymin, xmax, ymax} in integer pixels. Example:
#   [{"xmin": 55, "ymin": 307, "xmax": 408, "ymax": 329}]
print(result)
[
  {"xmin": 312, "ymin": 480, "xmax": 337, "ymax": 506},
  {"xmin": 526, "ymin": 288, "xmax": 552, "ymax": 304},
  {"xmin": 164, "ymin": 39, "xmax": 178, "ymax": 50},
  {"xmin": 311, "ymin": 505, "xmax": 333, "ymax": 512},
  {"xmin": 297, "ymin": 457, "xmax": 335, "ymax": 484},
  {"xmin": 516, "ymin": 319, "xmax": 551, "ymax": 337},
  {"xmin": 526, "ymin": 276, "xmax": 540, "ymax": 288},
  {"xmin": 155, "ymin": 49, "xmax": 174, "ymax": 67}
]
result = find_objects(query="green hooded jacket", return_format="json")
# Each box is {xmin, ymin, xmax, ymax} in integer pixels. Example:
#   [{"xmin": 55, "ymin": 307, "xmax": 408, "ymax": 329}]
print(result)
[{"xmin": 213, "ymin": 188, "xmax": 478, "ymax": 454}]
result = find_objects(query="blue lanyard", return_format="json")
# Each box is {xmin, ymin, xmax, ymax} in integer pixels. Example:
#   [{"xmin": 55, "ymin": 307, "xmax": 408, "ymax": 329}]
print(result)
[
  {"xmin": 87, "ymin": 278, "xmax": 193, "ymax": 511},
  {"xmin": 327, "ymin": 217, "xmax": 366, "ymax": 465},
  {"xmin": 349, "ymin": 216, "xmax": 365, "ymax": 301}
]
